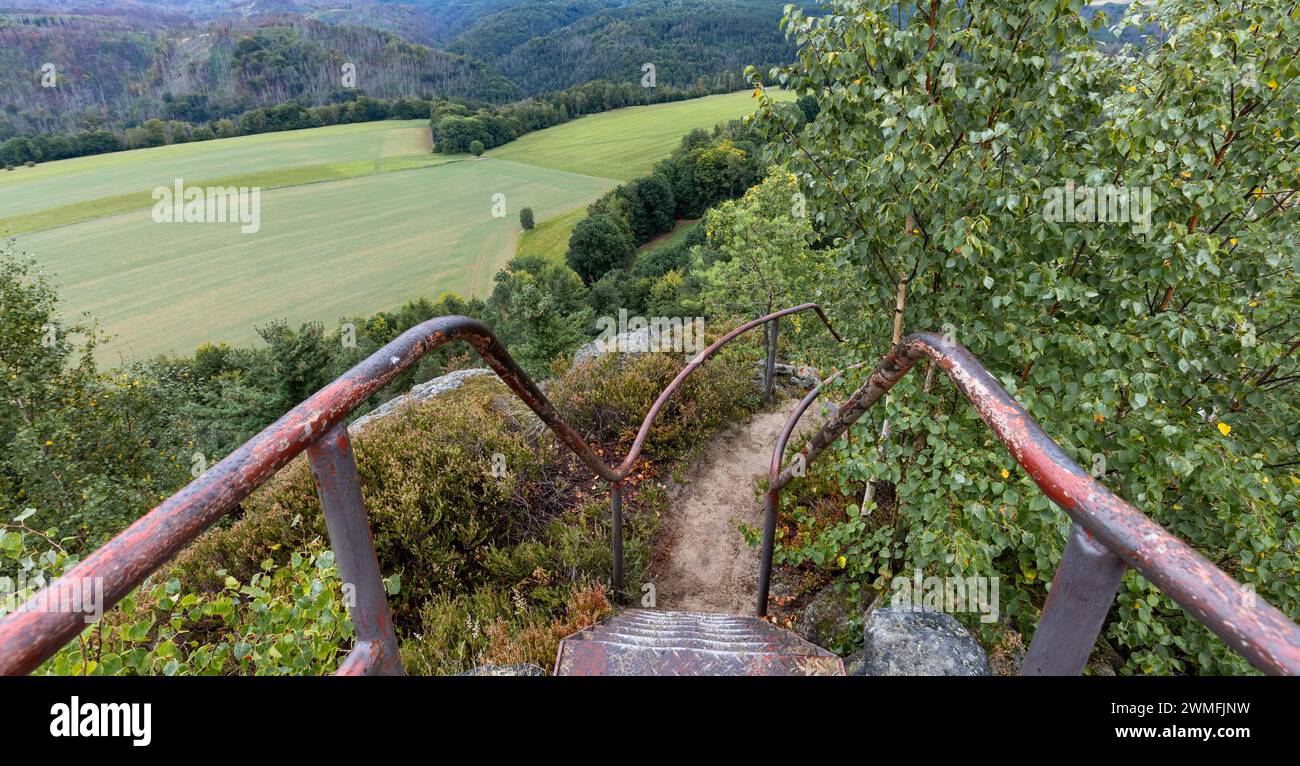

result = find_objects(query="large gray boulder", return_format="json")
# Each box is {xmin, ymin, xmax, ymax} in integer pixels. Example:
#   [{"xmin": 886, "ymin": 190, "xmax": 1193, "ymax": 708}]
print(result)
[
  {"xmin": 851, "ymin": 607, "xmax": 990, "ymax": 676},
  {"xmin": 572, "ymin": 322, "xmax": 696, "ymax": 367},
  {"xmin": 756, "ymin": 361, "xmax": 822, "ymax": 389},
  {"xmin": 351, "ymin": 368, "xmax": 494, "ymax": 431}
]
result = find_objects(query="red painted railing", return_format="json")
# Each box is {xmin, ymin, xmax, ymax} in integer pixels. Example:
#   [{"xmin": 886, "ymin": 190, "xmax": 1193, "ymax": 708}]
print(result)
[
  {"xmin": 0, "ymin": 307, "xmax": 839, "ymax": 676},
  {"xmin": 3, "ymin": 314, "xmax": 1293, "ymax": 675},
  {"xmin": 761, "ymin": 332, "xmax": 1300, "ymax": 675}
]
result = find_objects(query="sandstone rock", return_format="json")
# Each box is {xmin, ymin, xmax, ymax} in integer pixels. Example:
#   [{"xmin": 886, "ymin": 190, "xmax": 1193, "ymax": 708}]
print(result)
[
  {"xmin": 857, "ymin": 607, "xmax": 991, "ymax": 676},
  {"xmin": 572, "ymin": 323, "xmax": 696, "ymax": 367},
  {"xmin": 351, "ymin": 368, "xmax": 494, "ymax": 431}
]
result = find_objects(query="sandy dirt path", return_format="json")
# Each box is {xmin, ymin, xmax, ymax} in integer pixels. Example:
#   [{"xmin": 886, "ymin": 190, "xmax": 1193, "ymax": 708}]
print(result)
[{"xmin": 651, "ymin": 403, "xmax": 809, "ymax": 614}]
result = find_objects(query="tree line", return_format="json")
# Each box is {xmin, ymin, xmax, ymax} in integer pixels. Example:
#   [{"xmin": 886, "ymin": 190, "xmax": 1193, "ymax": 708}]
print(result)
[{"xmin": 429, "ymin": 77, "xmax": 750, "ymax": 154}]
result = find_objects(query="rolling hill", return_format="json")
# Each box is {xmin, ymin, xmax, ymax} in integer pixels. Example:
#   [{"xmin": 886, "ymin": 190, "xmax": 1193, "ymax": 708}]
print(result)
[{"xmin": 9, "ymin": 91, "xmax": 775, "ymax": 361}]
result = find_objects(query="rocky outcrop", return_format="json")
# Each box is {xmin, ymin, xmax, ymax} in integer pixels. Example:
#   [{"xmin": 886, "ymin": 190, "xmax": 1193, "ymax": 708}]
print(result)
[
  {"xmin": 847, "ymin": 607, "xmax": 991, "ymax": 676},
  {"xmin": 351, "ymin": 368, "xmax": 494, "ymax": 431},
  {"xmin": 757, "ymin": 361, "xmax": 822, "ymax": 389},
  {"xmin": 572, "ymin": 324, "xmax": 696, "ymax": 367}
]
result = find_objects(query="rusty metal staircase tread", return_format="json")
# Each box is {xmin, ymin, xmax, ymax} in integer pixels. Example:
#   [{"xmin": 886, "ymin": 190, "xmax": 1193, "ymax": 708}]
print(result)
[{"xmin": 555, "ymin": 609, "xmax": 845, "ymax": 676}]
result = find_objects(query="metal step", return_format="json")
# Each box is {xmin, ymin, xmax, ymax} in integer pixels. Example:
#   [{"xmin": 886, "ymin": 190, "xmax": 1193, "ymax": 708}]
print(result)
[
  {"xmin": 555, "ymin": 609, "xmax": 845, "ymax": 676},
  {"xmin": 576, "ymin": 630, "xmax": 780, "ymax": 653}
]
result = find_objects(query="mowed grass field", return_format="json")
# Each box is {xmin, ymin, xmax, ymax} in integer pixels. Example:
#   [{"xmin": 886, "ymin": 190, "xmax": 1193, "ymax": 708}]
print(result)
[
  {"xmin": 0, "ymin": 121, "xmax": 435, "ymax": 223},
  {"xmin": 490, "ymin": 90, "xmax": 793, "ymax": 181},
  {"xmin": 20, "ymin": 159, "xmax": 611, "ymax": 360},
  {"xmin": 10, "ymin": 91, "xmax": 777, "ymax": 362}
]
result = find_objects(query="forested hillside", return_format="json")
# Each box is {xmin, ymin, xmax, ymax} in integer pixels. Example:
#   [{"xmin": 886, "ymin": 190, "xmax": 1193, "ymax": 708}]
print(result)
[
  {"xmin": 0, "ymin": 13, "xmax": 515, "ymax": 137},
  {"xmin": 446, "ymin": 0, "xmax": 794, "ymax": 93},
  {"xmin": 1, "ymin": 0, "xmax": 791, "ymax": 139}
]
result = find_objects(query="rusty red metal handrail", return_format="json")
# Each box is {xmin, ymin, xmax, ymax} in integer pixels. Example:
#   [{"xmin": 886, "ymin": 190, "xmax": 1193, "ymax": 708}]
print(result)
[
  {"xmin": 760, "ymin": 331, "xmax": 1300, "ymax": 675},
  {"xmin": 0, "ymin": 306, "xmax": 838, "ymax": 676}
]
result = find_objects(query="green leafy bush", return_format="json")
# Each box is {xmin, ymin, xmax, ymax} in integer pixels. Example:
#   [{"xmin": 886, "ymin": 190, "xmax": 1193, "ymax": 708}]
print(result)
[
  {"xmin": 753, "ymin": 0, "xmax": 1300, "ymax": 674},
  {"xmin": 0, "ymin": 241, "xmax": 192, "ymax": 548},
  {"xmin": 3, "ymin": 516, "xmax": 352, "ymax": 676}
]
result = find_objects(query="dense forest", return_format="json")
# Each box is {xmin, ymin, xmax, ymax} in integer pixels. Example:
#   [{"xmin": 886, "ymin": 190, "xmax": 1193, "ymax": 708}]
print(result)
[
  {"xmin": 0, "ymin": 14, "xmax": 514, "ymax": 137},
  {"xmin": 0, "ymin": 0, "xmax": 791, "ymax": 139},
  {"xmin": 446, "ymin": 0, "xmax": 795, "ymax": 94}
]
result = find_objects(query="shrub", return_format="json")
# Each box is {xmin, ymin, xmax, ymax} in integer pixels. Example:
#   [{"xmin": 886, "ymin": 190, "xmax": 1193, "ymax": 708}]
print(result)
[
  {"xmin": 519, "ymin": 206, "xmax": 535, "ymax": 230},
  {"xmin": 27, "ymin": 332, "xmax": 761, "ymax": 675},
  {"xmin": 550, "ymin": 341, "xmax": 760, "ymax": 459},
  {"xmin": 171, "ymin": 376, "xmax": 555, "ymax": 625},
  {"xmin": 3, "ymin": 518, "xmax": 352, "ymax": 676},
  {"xmin": 1, "ymin": 242, "xmax": 192, "ymax": 549}
]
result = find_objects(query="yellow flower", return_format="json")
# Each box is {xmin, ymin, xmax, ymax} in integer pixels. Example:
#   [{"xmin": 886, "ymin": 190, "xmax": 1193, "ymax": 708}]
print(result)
[
  {"xmin": 1126, "ymin": 85, "xmax": 1137, "ymax": 93},
  {"xmin": 1261, "ymin": 477, "xmax": 1270, "ymax": 484},
  {"xmin": 1180, "ymin": 171, "xmax": 1191, "ymax": 178},
  {"xmin": 1267, "ymin": 79, "xmax": 1278, "ymax": 90},
  {"xmin": 1217, "ymin": 422, "xmax": 1232, "ymax": 436},
  {"xmin": 1229, "ymin": 237, "xmax": 1239, "ymax": 246},
  {"xmin": 1000, "ymin": 469, "xmax": 1010, "ymax": 479},
  {"xmin": 44, "ymin": 440, "xmax": 53, "ymax": 446},
  {"xmin": 836, "ymin": 555, "xmax": 847, "ymax": 568}
]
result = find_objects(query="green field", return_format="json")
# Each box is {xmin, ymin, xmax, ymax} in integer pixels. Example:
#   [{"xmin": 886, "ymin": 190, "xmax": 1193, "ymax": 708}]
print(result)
[
  {"xmin": 490, "ymin": 90, "xmax": 792, "ymax": 181},
  {"xmin": 20, "ymin": 159, "xmax": 611, "ymax": 360},
  {"xmin": 0, "ymin": 121, "xmax": 435, "ymax": 222},
  {"xmin": 638, "ymin": 219, "xmax": 701, "ymax": 252},
  {"xmin": 9, "ymin": 92, "xmax": 777, "ymax": 362}
]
